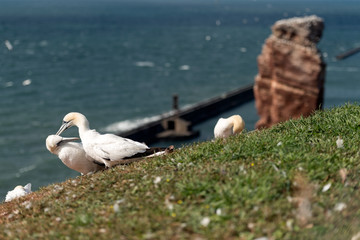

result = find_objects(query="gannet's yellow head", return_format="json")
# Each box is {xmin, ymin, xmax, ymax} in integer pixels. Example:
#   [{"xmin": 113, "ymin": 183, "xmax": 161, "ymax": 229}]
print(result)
[
  {"xmin": 14, "ymin": 185, "xmax": 24, "ymax": 191},
  {"xmin": 56, "ymin": 112, "xmax": 88, "ymax": 135},
  {"xmin": 46, "ymin": 134, "xmax": 80, "ymax": 154},
  {"xmin": 14, "ymin": 183, "xmax": 32, "ymax": 193},
  {"xmin": 229, "ymin": 115, "xmax": 245, "ymax": 134}
]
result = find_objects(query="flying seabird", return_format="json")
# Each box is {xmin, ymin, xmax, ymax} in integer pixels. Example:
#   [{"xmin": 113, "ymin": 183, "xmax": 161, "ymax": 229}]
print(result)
[
  {"xmin": 5, "ymin": 183, "xmax": 32, "ymax": 202},
  {"xmin": 214, "ymin": 115, "xmax": 245, "ymax": 138},
  {"xmin": 55, "ymin": 112, "xmax": 172, "ymax": 168},
  {"xmin": 46, "ymin": 135, "xmax": 105, "ymax": 175}
]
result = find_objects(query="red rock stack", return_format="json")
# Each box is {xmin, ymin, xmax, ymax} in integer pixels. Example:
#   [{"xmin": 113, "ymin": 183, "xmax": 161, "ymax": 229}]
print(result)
[{"xmin": 254, "ymin": 15, "xmax": 326, "ymax": 129}]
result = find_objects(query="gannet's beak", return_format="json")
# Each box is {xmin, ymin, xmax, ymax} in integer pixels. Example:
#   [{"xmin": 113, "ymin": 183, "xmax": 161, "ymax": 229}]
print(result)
[
  {"xmin": 56, "ymin": 121, "xmax": 71, "ymax": 135},
  {"xmin": 57, "ymin": 137, "xmax": 80, "ymax": 146},
  {"xmin": 61, "ymin": 137, "xmax": 80, "ymax": 142}
]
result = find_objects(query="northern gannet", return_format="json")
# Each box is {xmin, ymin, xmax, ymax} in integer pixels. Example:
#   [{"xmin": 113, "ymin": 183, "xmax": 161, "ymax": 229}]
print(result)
[
  {"xmin": 5, "ymin": 183, "xmax": 32, "ymax": 202},
  {"xmin": 214, "ymin": 115, "xmax": 245, "ymax": 138},
  {"xmin": 55, "ymin": 112, "xmax": 171, "ymax": 167},
  {"xmin": 46, "ymin": 135, "xmax": 105, "ymax": 175}
]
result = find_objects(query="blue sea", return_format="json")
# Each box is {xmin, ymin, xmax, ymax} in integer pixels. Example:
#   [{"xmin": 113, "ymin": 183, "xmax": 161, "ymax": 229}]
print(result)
[{"xmin": 0, "ymin": 0, "xmax": 359, "ymax": 200}]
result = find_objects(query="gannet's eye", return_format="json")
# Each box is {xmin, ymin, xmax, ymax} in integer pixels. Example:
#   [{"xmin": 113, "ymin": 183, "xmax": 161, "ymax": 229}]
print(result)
[{"xmin": 63, "ymin": 120, "xmax": 69, "ymax": 124}]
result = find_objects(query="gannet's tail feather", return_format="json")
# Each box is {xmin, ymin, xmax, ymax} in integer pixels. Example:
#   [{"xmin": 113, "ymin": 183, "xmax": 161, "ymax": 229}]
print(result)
[
  {"xmin": 108, "ymin": 145, "xmax": 175, "ymax": 167},
  {"xmin": 123, "ymin": 146, "xmax": 173, "ymax": 159}
]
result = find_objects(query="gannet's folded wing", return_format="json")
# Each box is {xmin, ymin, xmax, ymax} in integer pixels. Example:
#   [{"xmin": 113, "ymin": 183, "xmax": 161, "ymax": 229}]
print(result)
[{"xmin": 92, "ymin": 134, "xmax": 148, "ymax": 161}]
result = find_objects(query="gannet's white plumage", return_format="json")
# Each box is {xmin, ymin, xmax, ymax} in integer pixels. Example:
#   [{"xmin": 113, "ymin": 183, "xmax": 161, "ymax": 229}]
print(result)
[
  {"xmin": 46, "ymin": 135, "xmax": 105, "ymax": 175},
  {"xmin": 56, "ymin": 112, "xmax": 150, "ymax": 168},
  {"xmin": 5, "ymin": 183, "xmax": 32, "ymax": 202},
  {"xmin": 214, "ymin": 115, "xmax": 245, "ymax": 138}
]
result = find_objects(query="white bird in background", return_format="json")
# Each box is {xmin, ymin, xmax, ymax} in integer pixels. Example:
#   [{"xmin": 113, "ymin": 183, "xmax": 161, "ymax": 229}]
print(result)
[
  {"xmin": 5, "ymin": 183, "xmax": 32, "ymax": 202},
  {"xmin": 55, "ymin": 112, "xmax": 170, "ymax": 168},
  {"xmin": 214, "ymin": 115, "xmax": 245, "ymax": 138},
  {"xmin": 46, "ymin": 135, "xmax": 105, "ymax": 175}
]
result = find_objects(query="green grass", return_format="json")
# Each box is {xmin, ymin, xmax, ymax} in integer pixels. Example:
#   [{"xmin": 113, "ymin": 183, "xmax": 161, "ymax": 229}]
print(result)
[{"xmin": 2, "ymin": 103, "xmax": 360, "ymax": 239}]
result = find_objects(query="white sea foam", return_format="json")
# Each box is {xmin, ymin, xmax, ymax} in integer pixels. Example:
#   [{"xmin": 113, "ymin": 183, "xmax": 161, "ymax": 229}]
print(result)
[
  {"xmin": 179, "ymin": 65, "xmax": 190, "ymax": 71},
  {"xmin": 22, "ymin": 79, "xmax": 32, "ymax": 86},
  {"xmin": 16, "ymin": 165, "xmax": 36, "ymax": 178},
  {"xmin": 26, "ymin": 49, "xmax": 35, "ymax": 55},
  {"xmin": 102, "ymin": 102, "xmax": 197, "ymax": 134},
  {"xmin": 5, "ymin": 40, "xmax": 13, "ymax": 51},
  {"xmin": 134, "ymin": 61, "xmax": 155, "ymax": 67},
  {"xmin": 240, "ymin": 47, "xmax": 247, "ymax": 53},
  {"xmin": 19, "ymin": 165, "xmax": 36, "ymax": 174},
  {"xmin": 4, "ymin": 81, "xmax": 14, "ymax": 88},
  {"xmin": 327, "ymin": 66, "xmax": 359, "ymax": 72},
  {"xmin": 103, "ymin": 115, "xmax": 162, "ymax": 133},
  {"xmin": 39, "ymin": 40, "xmax": 48, "ymax": 47}
]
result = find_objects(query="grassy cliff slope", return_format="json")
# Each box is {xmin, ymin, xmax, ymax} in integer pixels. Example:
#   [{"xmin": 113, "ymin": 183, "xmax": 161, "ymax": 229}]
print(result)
[{"xmin": 1, "ymin": 104, "xmax": 360, "ymax": 239}]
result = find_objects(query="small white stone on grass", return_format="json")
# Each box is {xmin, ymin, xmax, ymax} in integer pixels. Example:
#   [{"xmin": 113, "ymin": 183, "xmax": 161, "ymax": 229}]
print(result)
[
  {"xmin": 200, "ymin": 217, "xmax": 210, "ymax": 227},
  {"xmin": 166, "ymin": 203, "xmax": 174, "ymax": 210},
  {"xmin": 22, "ymin": 201, "xmax": 32, "ymax": 209},
  {"xmin": 322, "ymin": 183, "xmax": 331, "ymax": 192},
  {"xmin": 153, "ymin": 176, "xmax": 161, "ymax": 184},
  {"xmin": 53, "ymin": 185, "xmax": 63, "ymax": 192},
  {"xmin": 216, "ymin": 208, "xmax": 222, "ymax": 215},
  {"xmin": 334, "ymin": 202, "xmax": 347, "ymax": 212},
  {"xmin": 113, "ymin": 203, "xmax": 120, "ymax": 213},
  {"xmin": 164, "ymin": 196, "xmax": 174, "ymax": 210},
  {"xmin": 143, "ymin": 232, "xmax": 156, "ymax": 239},
  {"xmin": 247, "ymin": 222, "xmax": 255, "ymax": 230},
  {"xmin": 286, "ymin": 219, "xmax": 294, "ymax": 230},
  {"xmin": 113, "ymin": 199, "xmax": 124, "ymax": 213},
  {"xmin": 336, "ymin": 136, "xmax": 344, "ymax": 148}
]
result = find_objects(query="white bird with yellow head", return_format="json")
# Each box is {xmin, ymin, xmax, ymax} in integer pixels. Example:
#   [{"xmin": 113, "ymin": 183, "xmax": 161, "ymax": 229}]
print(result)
[
  {"xmin": 55, "ymin": 112, "xmax": 162, "ymax": 168},
  {"xmin": 214, "ymin": 114, "xmax": 245, "ymax": 139},
  {"xmin": 5, "ymin": 183, "xmax": 32, "ymax": 202}
]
